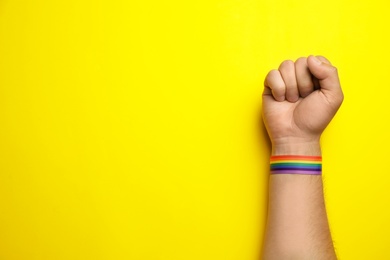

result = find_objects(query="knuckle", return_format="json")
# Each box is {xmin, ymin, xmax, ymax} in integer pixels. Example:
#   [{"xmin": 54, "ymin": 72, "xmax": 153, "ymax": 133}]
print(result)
[
  {"xmin": 266, "ymin": 69, "xmax": 275, "ymax": 78},
  {"xmin": 268, "ymin": 69, "xmax": 279, "ymax": 76},
  {"xmin": 279, "ymin": 60, "xmax": 294, "ymax": 70},
  {"xmin": 266, "ymin": 69, "xmax": 279, "ymax": 82},
  {"xmin": 295, "ymin": 57, "xmax": 307, "ymax": 64}
]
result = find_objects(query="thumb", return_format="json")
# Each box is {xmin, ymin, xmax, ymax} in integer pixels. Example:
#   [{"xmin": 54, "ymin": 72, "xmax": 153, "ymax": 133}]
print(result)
[{"xmin": 307, "ymin": 55, "xmax": 344, "ymax": 103}]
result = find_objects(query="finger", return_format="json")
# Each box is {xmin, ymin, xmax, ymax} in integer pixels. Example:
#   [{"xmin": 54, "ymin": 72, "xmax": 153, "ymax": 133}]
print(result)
[
  {"xmin": 264, "ymin": 69, "xmax": 286, "ymax": 102},
  {"xmin": 295, "ymin": 57, "xmax": 314, "ymax": 97},
  {"xmin": 279, "ymin": 60, "xmax": 299, "ymax": 102},
  {"xmin": 316, "ymin": 55, "xmax": 332, "ymax": 65},
  {"xmin": 307, "ymin": 55, "xmax": 344, "ymax": 105}
]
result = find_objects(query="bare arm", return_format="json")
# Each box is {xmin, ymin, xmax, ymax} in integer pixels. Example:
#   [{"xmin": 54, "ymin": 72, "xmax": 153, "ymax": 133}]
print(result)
[
  {"xmin": 263, "ymin": 146, "xmax": 336, "ymax": 259},
  {"xmin": 262, "ymin": 56, "xmax": 343, "ymax": 259}
]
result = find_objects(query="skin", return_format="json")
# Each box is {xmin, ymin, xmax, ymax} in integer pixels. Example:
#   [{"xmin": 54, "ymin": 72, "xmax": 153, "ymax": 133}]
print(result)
[{"xmin": 262, "ymin": 55, "xmax": 343, "ymax": 259}]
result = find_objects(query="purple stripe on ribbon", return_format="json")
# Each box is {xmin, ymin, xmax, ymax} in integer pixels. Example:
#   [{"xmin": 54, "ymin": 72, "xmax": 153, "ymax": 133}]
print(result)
[{"xmin": 271, "ymin": 170, "xmax": 321, "ymax": 175}]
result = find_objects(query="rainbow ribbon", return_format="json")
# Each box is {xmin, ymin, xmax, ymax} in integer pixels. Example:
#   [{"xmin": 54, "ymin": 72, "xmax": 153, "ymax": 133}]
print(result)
[{"xmin": 270, "ymin": 155, "xmax": 322, "ymax": 175}]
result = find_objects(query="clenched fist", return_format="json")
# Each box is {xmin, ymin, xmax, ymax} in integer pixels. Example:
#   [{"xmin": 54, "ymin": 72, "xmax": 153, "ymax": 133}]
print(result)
[{"xmin": 262, "ymin": 55, "xmax": 343, "ymax": 155}]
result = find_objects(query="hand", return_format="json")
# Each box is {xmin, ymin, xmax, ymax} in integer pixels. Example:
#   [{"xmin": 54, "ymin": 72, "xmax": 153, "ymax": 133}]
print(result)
[{"xmin": 262, "ymin": 55, "xmax": 343, "ymax": 155}]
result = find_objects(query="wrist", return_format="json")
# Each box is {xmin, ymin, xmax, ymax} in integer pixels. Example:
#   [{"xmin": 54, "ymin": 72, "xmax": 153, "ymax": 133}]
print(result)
[{"xmin": 272, "ymin": 141, "xmax": 321, "ymax": 156}]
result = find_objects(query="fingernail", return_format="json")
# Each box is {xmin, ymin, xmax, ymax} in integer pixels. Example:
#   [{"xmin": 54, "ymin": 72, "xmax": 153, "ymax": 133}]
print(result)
[{"xmin": 312, "ymin": 55, "xmax": 322, "ymax": 65}]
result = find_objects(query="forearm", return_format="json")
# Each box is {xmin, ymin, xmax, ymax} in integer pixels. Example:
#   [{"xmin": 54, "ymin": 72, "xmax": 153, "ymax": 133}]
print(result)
[{"xmin": 262, "ymin": 144, "xmax": 336, "ymax": 260}]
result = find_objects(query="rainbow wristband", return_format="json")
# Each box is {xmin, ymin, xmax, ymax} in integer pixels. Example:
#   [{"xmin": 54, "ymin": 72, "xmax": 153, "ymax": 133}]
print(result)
[{"xmin": 270, "ymin": 155, "xmax": 322, "ymax": 175}]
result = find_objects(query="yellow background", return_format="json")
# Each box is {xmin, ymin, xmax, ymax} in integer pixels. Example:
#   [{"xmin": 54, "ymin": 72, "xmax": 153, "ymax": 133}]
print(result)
[{"xmin": 0, "ymin": 0, "xmax": 389, "ymax": 259}]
